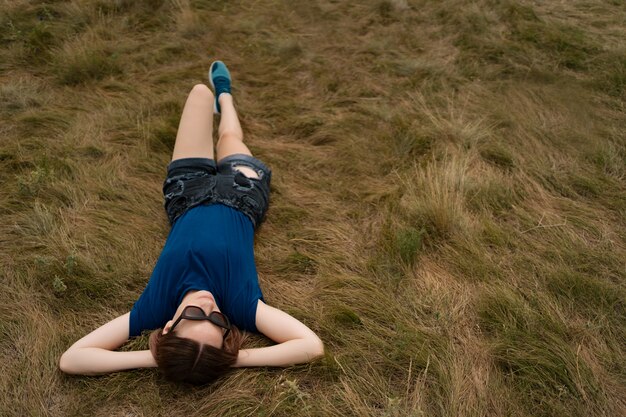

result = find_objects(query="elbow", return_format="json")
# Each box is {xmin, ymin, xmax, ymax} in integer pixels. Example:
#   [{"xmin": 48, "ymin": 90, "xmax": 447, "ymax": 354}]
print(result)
[
  {"xmin": 59, "ymin": 350, "xmax": 77, "ymax": 374},
  {"xmin": 310, "ymin": 336, "xmax": 324, "ymax": 360},
  {"xmin": 59, "ymin": 350, "xmax": 72, "ymax": 374},
  {"xmin": 59, "ymin": 351, "xmax": 70, "ymax": 374}
]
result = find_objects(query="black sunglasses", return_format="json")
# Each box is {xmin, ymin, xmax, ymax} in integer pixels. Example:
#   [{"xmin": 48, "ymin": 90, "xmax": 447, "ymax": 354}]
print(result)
[{"xmin": 169, "ymin": 305, "xmax": 231, "ymax": 339}]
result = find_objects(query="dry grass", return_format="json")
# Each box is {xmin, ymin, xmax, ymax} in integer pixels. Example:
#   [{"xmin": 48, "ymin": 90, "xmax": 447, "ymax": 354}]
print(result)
[{"xmin": 1, "ymin": 0, "xmax": 625, "ymax": 416}]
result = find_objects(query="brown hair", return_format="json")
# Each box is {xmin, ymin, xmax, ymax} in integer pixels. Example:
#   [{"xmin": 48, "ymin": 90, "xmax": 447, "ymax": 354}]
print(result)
[{"xmin": 149, "ymin": 325, "xmax": 243, "ymax": 385}]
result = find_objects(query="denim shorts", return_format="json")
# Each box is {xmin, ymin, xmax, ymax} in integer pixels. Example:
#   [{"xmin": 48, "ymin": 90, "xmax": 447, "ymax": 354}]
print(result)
[{"xmin": 163, "ymin": 154, "xmax": 271, "ymax": 229}]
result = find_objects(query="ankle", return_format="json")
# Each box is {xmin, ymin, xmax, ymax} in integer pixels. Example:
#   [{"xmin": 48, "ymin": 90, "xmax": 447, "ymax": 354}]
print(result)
[{"xmin": 218, "ymin": 92, "xmax": 233, "ymax": 106}]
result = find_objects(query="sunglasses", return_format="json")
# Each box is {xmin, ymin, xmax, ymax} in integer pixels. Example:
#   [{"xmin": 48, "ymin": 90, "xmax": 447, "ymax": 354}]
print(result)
[{"xmin": 169, "ymin": 305, "xmax": 231, "ymax": 339}]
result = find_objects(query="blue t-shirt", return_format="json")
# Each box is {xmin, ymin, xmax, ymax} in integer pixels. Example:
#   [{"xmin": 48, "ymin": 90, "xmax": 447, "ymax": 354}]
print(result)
[{"xmin": 129, "ymin": 204, "xmax": 264, "ymax": 337}]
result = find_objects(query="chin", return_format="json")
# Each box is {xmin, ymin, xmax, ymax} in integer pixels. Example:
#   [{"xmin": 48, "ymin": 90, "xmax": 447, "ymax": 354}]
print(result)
[{"xmin": 194, "ymin": 290, "xmax": 214, "ymax": 300}]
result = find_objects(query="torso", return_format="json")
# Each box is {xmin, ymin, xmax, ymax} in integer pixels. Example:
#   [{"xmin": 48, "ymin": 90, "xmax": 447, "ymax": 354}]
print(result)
[{"xmin": 128, "ymin": 204, "xmax": 264, "ymax": 337}]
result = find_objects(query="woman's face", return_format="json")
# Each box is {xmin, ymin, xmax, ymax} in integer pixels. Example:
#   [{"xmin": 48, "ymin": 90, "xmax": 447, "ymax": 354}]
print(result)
[{"xmin": 163, "ymin": 290, "xmax": 225, "ymax": 348}]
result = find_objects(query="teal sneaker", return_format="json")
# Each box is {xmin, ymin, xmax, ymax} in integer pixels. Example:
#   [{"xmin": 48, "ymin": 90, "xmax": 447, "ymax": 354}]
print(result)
[{"xmin": 208, "ymin": 60, "xmax": 232, "ymax": 114}]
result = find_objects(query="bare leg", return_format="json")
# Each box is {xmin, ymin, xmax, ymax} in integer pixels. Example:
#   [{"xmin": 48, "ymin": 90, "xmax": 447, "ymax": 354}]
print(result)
[
  {"xmin": 215, "ymin": 93, "xmax": 259, "ymax": 178},
  {"xmin": 171, "ymin": 84, "xmax": 214, "ymax": 162}
]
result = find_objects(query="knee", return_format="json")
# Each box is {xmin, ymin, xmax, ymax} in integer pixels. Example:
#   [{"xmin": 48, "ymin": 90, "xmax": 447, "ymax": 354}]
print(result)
[
  {"xmin": 218, "ymin": 131, "xmax": 243, "ymax": 143},
  {"xmin": 189, "ymin": 83, "xmax": 214, "ymax": 101}
]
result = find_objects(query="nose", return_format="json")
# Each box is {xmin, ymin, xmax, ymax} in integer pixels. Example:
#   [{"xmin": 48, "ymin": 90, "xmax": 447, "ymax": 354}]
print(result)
[{"xmin": 199, "ymin": 298, "xmax": 215, "ymax": 314}]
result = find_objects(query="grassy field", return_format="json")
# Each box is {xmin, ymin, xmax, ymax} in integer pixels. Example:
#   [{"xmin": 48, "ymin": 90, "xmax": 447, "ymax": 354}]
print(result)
[{"xmin": 1, "ymin": 0, "xmax": 625, "ymax": 416}]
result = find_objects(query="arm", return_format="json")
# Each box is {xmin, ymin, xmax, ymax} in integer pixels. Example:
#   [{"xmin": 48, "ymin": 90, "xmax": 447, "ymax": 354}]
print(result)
[
  {"xmin": 234, "ymin": 300, "xmax": 324, "ymax": 367},
  {"xmin": 59, "ymin": 312, "xmax": 157, "ymax": 375}
]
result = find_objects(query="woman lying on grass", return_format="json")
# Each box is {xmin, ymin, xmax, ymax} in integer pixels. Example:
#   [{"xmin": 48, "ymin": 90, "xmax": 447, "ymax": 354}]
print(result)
[{"xmin": 59, "ymin": 61, "xmax": 324, "ymax": 384}]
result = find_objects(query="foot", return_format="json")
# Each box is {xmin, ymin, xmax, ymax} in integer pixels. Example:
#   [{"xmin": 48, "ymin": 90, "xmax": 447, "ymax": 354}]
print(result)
[{"xmin": 208, "ymin": 61, "xmax": 232, "ymax": 115}]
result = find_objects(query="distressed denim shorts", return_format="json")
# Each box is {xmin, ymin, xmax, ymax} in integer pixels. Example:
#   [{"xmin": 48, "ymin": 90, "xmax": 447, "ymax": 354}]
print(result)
[{"xmin": 163, "ymin": 154, "xmax": 271, "ymax": 229}]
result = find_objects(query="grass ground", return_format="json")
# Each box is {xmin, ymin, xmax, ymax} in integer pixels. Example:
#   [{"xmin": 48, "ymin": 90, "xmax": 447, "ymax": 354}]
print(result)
[{"xmin": 1, "ymin": 0, "xmax": 624, "ymax": 416}]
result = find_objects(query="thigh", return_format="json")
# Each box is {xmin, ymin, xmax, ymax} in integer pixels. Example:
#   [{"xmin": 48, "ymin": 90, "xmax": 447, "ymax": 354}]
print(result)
[
  {"xmin": 171, "ymin": 84, "xmax": 215, "ymax": 162},
  {"xmin": 216, "ymin": 135, "xmax": 253, "ymax": 161}
]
